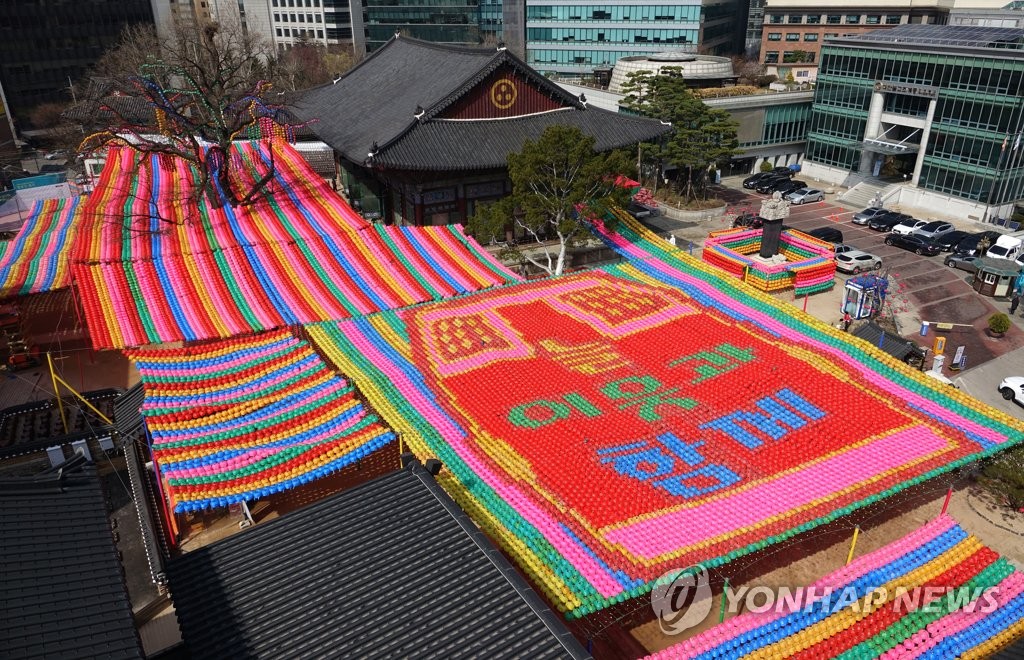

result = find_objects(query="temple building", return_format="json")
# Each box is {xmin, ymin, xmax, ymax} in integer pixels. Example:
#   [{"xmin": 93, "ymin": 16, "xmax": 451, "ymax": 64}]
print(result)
[{"xmin": 290, "ymin": 35, "xmax": 670, "ymax": 227}]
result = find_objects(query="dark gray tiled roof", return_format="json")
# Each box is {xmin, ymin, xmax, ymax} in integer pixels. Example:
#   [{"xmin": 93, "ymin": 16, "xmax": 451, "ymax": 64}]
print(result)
[
  {"xmin": 291, "ymin": 37, "xmax": 502, "ymax": 164},
  {"xmin": 851, "ymin": 322, "xmax": 923, "ymax": 361},
  {"xmin": 0, "ymin": 463, "xmax": 142, "ymax": 660},
  {"xmin": 373, "ymin": 108, "xmax": 671, "ymax": 170},
  {"xmin": 114, "ymin": 383, "xmax": 145, "ymax": 438},
  {"xmin": 290, "ymin": 36, "xmax": 667, "ymax": 170},
  {"xmin": 167, "ymin": 462, "xmax": 590, "ymax": 660}
]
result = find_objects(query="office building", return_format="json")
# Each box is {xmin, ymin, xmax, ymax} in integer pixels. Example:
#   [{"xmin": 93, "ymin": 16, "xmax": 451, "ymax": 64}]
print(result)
[
  {"xmin": 950, "ymin": 1, "xmax": 1024, "ymax": 28},
  {"xmin": 525, "ymin": 0, "xmax": 746, "ymax": 76},
  {"xmin": 746, "ymin": 0, "xmax": 766, "ymax": 55},
  {"xmin": 0, "ymin": 1, "xmax": 154, "ymax": 128},
  {"xmin": 759, "ymin": 0, "xmax": 951, "ymax": 82},
  {"xmin": 802, "ymin": 24, "xmax": 1024, "ymax": 223}
]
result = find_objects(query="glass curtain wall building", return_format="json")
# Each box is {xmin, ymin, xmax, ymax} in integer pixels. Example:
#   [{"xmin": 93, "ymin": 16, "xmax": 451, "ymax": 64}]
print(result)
[
  {"xmin": 804, "ymin": 24, "xmax": 1024, "ymax": 219},
  {"xmin": 525, "ymin": 0, "xmax": 744, "ymax": 76},
  {"xmin": 364, "ymin": 0, "xmax": 492, "ymax": 51}
]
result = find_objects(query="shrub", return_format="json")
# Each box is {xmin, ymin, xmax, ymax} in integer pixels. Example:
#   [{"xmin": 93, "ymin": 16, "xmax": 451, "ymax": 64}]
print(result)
[
  {"xmin": 760, "ymin": 161, "xmax": 774, "ymax": 173},
  {"xmin": 977, "ymin": 446, "xmax": 1024, "ymax": 510},
  {"xmin": 988, "ymin": 312, "xmax": 1011, "ymax": 334}
]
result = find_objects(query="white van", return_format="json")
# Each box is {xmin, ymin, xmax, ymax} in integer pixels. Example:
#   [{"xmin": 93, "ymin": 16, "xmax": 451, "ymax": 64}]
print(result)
[{"xmin": 986, "ymin": 235, "xmax": 1023, "ymax": 261}]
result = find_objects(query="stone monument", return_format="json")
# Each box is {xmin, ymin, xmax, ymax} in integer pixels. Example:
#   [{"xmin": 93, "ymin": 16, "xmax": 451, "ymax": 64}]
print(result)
[{"xmin": 758, "ymin": 191, "xmax": 791, "ymax": 258}]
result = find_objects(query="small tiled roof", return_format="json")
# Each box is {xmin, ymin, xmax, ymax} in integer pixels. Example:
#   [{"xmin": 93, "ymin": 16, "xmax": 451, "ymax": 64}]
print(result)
[
  {"xmin": 290, "ymin": 36, "xmax": 669, "ymax": 170},
  {"xmin": 851, "ymin": 321, "xmax": 924, "ymax": 361},
  {"xmin": 167, "ymin": 461, "xmax": 589, "ymax": 660},
  {"xmin": 0, "ymin": 461, "xmax": 142, "ymax": 659}
]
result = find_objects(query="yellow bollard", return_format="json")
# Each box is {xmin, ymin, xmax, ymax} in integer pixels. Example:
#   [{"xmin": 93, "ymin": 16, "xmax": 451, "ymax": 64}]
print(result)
[{"xmin": 846, "ymin": 526, "xmax": 861, "ymax": 566}]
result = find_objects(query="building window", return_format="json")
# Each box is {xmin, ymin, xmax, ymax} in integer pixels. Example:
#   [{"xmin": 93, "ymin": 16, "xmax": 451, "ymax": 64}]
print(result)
[
  {"xmin": 276, "ymin": 28, "xmax": 282, "ymax": 36},
  {"xmin": 823, "ymin": 33, "xmax": 839, "ymax": 39},
  {"xmin": 769, "ymin": 14, "xmax": 783, "ymax": 23},
  {"xmin": 786, "ymin": 33, "xmax": 800, "ymax": 41},
  {"xmin": 806, "ymin": 15, "xmax": 821, "ymax": 24},
  {"xmin": 317, "ymin": 29, "xmax": 323, "ymax": 38},
  {"xmin": 316, "ymin": 14, "xmax": 321, "ymax": 22},
  {"xmin": 788, "ymin": 15, "xmax": 802, "ymax": 23},
  {"xmin": 274, "ymin": 13, "xmax": 280, "ymax": 20},
  {"xmin": 767, "ymin": 32, "xmax": 782, "ymax": 40},
  {"xmin": 765, "ymin": 51, "xmax": 779, "ymax": 63},
  {"xmin": 886, "ymin": 15, "xmax": 902, "ymax": 24},
  {"xmin": 797, "ymin": 70, "xmax": 809, "ymax": 77},
  {"xmin": 804, "ymin": 33, "xmax": 818, "ymax": 41},
  {"xmin": 866, "ymin": 15, "xmax": 881, "ymax": 24},
  {"xmin": 291, "ymin": 13, "xmax": 296, "ymax": 21},
  {"xmin": 827, "ymin": 15, "xmax": 841, "ymax": 24},
  {"xmin": 299, "ymin": 13, "xmax": 305, "ymax": 22},
  {"xmin": 846, "ymin": 15, "xmax": 860, "ymax": 24}
]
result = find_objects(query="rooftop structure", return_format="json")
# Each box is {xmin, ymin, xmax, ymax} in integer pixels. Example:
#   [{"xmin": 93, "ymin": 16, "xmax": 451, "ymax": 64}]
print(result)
[
  {"xmin": 167, "ymin": 461, "xmax": 589, "ymax": 659},
  {"xmin": 0, "ymin": 460, "xmax": 142, "ymax": 659},
  {"xmin": 608, "ymin": 52, "xmax": 736, "ymax": 93}
]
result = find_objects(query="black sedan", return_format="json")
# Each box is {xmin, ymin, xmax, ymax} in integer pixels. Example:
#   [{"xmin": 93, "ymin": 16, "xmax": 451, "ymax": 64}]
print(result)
[
  {"xmin": 732, "ymin": 213, "xmax": 765, "ymax": 228},
  {"xmin": 885, "ymin": 233, "xmax": 942, "ymax": 256},
  {"xmin": 954, "ymin": 230, "xmax": 1003, "ymax": 256},
  {"xmin": 754, "ymin": 175, "xmax": 794, "ymax": 194},
  {"xmin": 772, "ymin": 179, "xmax": 808, "ymax": 196},
  {"xmin": 868, "ymin": 212, "xmax": 913, "ymax": 232},
  {"xmin": 933, "ymin": 230, "xmax": 972, "ymax": 252},
  {"xmin": 742, "ymin": 173, "xmax": 771, "ymax": 189}
]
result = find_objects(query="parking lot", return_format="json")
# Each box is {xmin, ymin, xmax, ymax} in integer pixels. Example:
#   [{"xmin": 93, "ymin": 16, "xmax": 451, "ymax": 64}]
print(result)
[{"xmin": 717, "ymin": 185, "xmax": 1024, "ymax": 380}]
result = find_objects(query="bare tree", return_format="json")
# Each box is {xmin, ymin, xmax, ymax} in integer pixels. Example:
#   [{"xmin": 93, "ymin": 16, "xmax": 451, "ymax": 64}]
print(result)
[
  {"xmin": 78, "ymin": 18, "xmax": 288, "ymax": 209},
  {"xmin": 270, "ymin": 39, "xmax": 358, "ymax": 92}
]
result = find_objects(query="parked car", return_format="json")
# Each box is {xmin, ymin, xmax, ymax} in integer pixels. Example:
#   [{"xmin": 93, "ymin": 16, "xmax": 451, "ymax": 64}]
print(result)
[
  {"xmin": 627, "ymin": 201, "xmax": 657, "ymax": 219},
  {"xmin": 868, "ymin": 211, "xmax": 913, "ymax": 232},
  {"xmin": 913, "ymin": 221, "xmax": 954, "ymax": 240},
  {"xmin": 805, "ymin": 226, "xmax": 844, "ymax": 243},
  {"xmin": 891, "ymin": 219, "xmax": 929, "ymax": 236},
  {"xmin": 943, "ymin": 254, "xmax": 981, "ymax": 273},
  {"xmin": 885, "ymin": 233, "xmax": 942, "ymax": 255},
  {"xmin": 785, "ymin": 187, "xmax": 825, "ymax": 204},
  {"xmin": 934, "ymin": 230, "xmax": 972, "ymax": 252},
  {"xmin": 835, "ymin": 250, "xmax": 883, "ymax": 274},
  {"xmin": 954, "ymin": 230, "xmax": 1003, "ymax": 256},
  {"xmin": 833, "ymin": 243, "xmax": 855, "ymax": 255},
  {"xmin": 772, "ymin": 179, "xmax": 808, "ymax": 196},
  {"xmin": 999, "ymin": 376, "xmax": 1024, "ymax": 404},
  {"xmin": 852, "ymin": 207, "xmax": 888, "ymax": 225},
  {"xmin": 769, "ymin": 166, "xmax": 796, "ymax": 176},
  {"xmin": 755, "ymin": 175, "xmax": 793, "ymax": 194},
  {"xmin": 742, "ymin": 172, "xmax": 772, "ymax": 189},
  {"xmin": 732, "ymin": 212, "xmax": 765, "ymax": 229}
]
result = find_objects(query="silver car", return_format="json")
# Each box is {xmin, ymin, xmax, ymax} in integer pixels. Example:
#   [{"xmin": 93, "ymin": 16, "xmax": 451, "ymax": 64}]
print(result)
[
  {"xmin": 785, "ymin": 188, "xmax": 825, "ymax": 204},
  {"xmin": 913, "ymin": 221, "xmax": 954, "ymax": 240},
  {"xmin": 943, "ymin": 254, "xmax": 980, "ymax": 273},
  {"xmin": 835, "ymin": 250, "xmax": 882, "ymax": 274},
  {"xmin": 852, "ymin": 207, "xmax": 887, "ymax": 225}
]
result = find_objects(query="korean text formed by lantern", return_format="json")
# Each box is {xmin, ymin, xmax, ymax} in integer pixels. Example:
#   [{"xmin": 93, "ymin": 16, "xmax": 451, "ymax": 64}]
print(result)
[{"xmin": 506, "ymin": 343, "xmax": 826, "ymax": 499}]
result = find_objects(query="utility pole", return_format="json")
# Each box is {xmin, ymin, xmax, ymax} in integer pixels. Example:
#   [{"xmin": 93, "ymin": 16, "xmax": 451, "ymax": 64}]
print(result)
[{"xmin": 66, "ymin": 77, "xmax": 77, "ymax": 105}]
